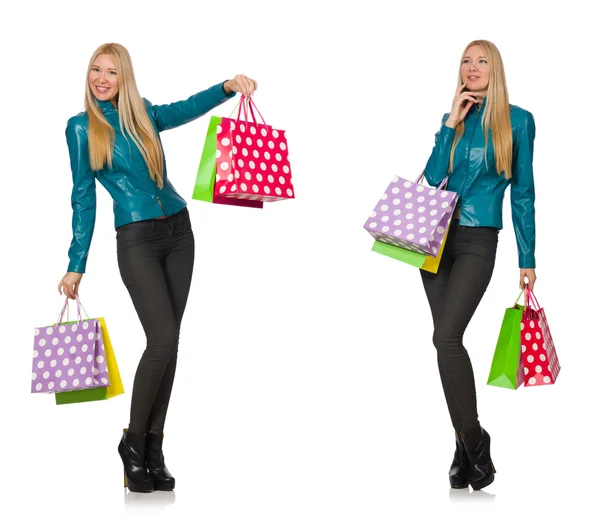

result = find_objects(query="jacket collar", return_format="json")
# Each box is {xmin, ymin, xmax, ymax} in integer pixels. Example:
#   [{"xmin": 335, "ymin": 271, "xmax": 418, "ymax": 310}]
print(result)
[
  {"xmin": 96, "ymin": 99, "xmax": 118, "ymax": 115},
  {"xmin": 469, "ymin": 94, "xmax": 487, "ymax": 115}
]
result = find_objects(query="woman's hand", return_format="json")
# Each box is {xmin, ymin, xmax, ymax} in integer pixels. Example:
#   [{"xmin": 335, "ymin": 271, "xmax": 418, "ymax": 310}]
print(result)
[
  {"xmin": 446, "ymin": 82, "xmax": 484, "ymax": 128},
  {"xmin": 223, "ymin": 74, "xmax": 258, "ymax": 97},
  {"xmin": 520, "ymin": 268, "xmax": 536, "ymax": 291},
  {"xmin": 58, "ymin": 272, "xmax": 83, "ymax": 300}
]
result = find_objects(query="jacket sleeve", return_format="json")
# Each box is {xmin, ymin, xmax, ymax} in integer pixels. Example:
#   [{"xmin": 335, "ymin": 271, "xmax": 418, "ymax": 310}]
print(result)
[
  {"xmin": 423, "ymin": 113, "xmax": 455, "ymax": 187},
  {"xmin": 510, "ymin": 111, "xmax": 536, "ymax": 269},
  {"xmin": 145, "ymin": 81, "xmax": 236, "ymax": 131},
  {"xmin": 66, "ymin": 117, "xmax": 96, "ymax": 274}
]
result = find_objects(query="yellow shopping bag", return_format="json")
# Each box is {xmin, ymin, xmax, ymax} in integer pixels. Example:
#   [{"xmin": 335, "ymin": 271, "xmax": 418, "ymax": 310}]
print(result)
[{"xmin": 421, "ymin": 229, "xmax": 449, "ymax": 273}]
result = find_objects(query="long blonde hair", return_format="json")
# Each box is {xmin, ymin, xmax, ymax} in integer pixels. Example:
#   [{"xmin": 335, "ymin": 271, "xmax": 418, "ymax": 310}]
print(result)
[
  {"xmin": 449, "ymin": 40, "xmax": 513, "ymax": 179},
  {"xmin": 84, "ymin": 43, "xmax": 164, "ymax": 188}
]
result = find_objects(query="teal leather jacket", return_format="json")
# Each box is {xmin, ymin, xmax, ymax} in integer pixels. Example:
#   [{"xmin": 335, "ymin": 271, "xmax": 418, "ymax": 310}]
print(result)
[
  {"xmin": 65, "ymin": 82, "xmax": 236, "ymax": 273},
  {"xmin": 424, "ymin": 97, "xmax": 536, "ymax": 268}
]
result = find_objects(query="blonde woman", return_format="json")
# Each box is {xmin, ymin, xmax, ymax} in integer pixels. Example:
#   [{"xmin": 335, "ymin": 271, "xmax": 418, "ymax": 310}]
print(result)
[
  {"xmin": 421, "ymin": 40, "xmax": 536, "ymax": 490},
  {"xmin": 57, "ymin": 43, "xmax": 257, "ymax": 493}
]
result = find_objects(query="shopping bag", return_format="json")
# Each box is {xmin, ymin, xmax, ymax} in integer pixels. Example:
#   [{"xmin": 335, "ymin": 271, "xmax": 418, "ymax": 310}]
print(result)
[
  {"xmin": 192, "ymin": 115, "xmax": 263, "ymax": 209},
  {"xmin": 214, "ymin": 97, "xmax": 295, "ymax": 203},
  {"xmin": 487, "ymin": 289, "xmax": 526, "ymax": 389},
  {"xmin": 364, "ymin": 171, "xmax": 458, "ymax": 257},
  {"xmin": 521, "ymin": 286, "xmax": 561, "ymax": 386},
  {"xmin": 371, "ymin": 224, "xmax": 450, "ymax": 273},
  {"xmin": 31, "ymin": 297, "xmax": 109, "ymax": 394},
  {"xmin": 55, "ymin": 317, "xmax": 124, "ymax": 404}
]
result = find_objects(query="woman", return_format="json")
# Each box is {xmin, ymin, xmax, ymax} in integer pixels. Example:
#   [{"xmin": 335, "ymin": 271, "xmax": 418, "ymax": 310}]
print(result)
[
  {"xmin": 57, "ymin": 42, "xmax": 257, "ymax": 493},
  {"xmin": 421, "ymin": 39, "xmax": 536, "ymax": 491}
]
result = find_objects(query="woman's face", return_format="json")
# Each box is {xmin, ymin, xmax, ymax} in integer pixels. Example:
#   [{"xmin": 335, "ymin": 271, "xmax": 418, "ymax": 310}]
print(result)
[
  {"xmin": 460, "ymin": 45, "xmax": 490, "ymax": 92},
  {"xmin": 88, "ymin": 53, "xmax": 119, "ymax": 103}
]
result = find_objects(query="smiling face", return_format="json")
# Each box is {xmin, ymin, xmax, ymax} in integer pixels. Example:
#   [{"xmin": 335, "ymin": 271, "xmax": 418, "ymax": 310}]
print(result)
[
  {"xmin": 460, "ymin": 45, "xmax": 490, "ymax": 92},
  {"xmin": 88, "ymin": 53, "xmax": 119, "ymax": 103}
]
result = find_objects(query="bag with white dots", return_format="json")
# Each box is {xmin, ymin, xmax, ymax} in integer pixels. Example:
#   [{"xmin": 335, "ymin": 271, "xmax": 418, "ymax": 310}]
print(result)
[
  {"xmin": 215, "ymin": 97, "xmax": 294, "ymax": 203},
  {"xmin": 364, "ymin": 172, "xmax": 458, "ymax": 257},
  {"xmin": 521, "ymin": 286, "xmax": 561, "ymax": 387},
  {"xmin": 31, "ymin": 297, "xmax": 110, "ymax": 394}
]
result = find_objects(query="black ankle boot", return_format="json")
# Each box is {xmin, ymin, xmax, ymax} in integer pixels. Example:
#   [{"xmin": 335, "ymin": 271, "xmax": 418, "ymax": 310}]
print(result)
[
  {"xmin": 449, "ymin": 430, "xmax": 470, "ymax": 489},
  {"xmin": 146, "ymin": 432, "xmax": 175, "ymax": 491},
  {"xmin": 460, "ymin": 425, "xmax": 496, "ymax": 490},
  {"xmin": 118, "ymin": 429, "xmax": 153, "ymax": 493}
]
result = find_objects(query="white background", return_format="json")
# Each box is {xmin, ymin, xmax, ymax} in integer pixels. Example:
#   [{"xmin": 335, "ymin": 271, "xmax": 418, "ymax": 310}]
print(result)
[{"xmin": 1, "ymin": 0, "xmax": 598, "ymax": 513}]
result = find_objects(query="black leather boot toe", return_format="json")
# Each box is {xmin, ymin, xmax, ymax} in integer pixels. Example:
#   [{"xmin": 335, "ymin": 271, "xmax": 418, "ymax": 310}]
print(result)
[
  {"xmin": 460, "ymin": 425, "xmax": 496, "ymax": 491},
  {"xmin": 146, "ymin": 432, "xmax": 175, "ymax": 491}
]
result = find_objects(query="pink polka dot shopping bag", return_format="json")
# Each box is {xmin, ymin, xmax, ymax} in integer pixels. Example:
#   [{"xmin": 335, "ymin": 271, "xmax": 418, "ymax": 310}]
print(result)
[
  {"xmin": 31, "ymin": 296, "xmax": 123, "ymax": 399},
  {"xmin": 192, "ymin": 96, "xmax": 294, "ymax": 209},
  {"xmin": 520, "ymin": 286, "xmax": 561, "ymax": 387},
  {"xmin": 487, "ymin": 287, "xmax": 560, "ymax": 389},
  {"xmin": 364, "ymin": 172, "xmax": 458, "ymax": 271}
]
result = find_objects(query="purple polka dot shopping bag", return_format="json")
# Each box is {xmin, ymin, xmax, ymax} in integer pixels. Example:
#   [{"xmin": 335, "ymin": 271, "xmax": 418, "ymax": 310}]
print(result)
[
  {"xmin": 31, "ymin": 296, "xmax": 109, "ymax": 394},
  {"xmin": 364, "ymin": 172, "xmax": 458, "ymax": 257}
]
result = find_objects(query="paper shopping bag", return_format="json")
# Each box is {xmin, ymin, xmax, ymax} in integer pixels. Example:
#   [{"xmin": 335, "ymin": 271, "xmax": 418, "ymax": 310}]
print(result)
[
  {"xmin": 214, "ymin": 97, "xmax": 294, "ymax": 203},
  {"xmin": 31, "ymin": 297, "xmax": 109, "ymax": 394},
  {"xmin": 521, "ymin": 286, "xmax": 561, "ymax": 387},
  {"xmin": 364, "ymin": 171, "xmax": 458, "ymax": 258},
  {"xmin": 192, "ymin": 115, "xmax": 263, "ymax": 209},
  {"xmin": 487, "ymin": 297, "xmax": 525, "ymax": 390},
  {"xmin": 55, "ymin": 317, "xmax": 124, "ymax": 404}
]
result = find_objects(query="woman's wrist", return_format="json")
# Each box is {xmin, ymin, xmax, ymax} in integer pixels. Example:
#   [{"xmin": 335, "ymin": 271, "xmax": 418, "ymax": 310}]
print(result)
[{"xmin": 222, "ymin": 80, "xmax": 233, "ymax": 95}]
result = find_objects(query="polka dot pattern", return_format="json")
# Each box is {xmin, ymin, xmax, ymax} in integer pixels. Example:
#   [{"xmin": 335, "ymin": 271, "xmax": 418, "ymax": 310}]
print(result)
[
  {"xmin": 31, "ymin": 319, "xmax": 109, "ymax": 393},
  {"xmin": 215, "ymin": 118, "xmax": 294, "ymax": 202},
  {"xmin": 521, "ymin": 306, "xmax": 560, "ymax": 387},
  {"xmin": 364, "ymin": 174, "xmax": 458, "ymax": 256}
]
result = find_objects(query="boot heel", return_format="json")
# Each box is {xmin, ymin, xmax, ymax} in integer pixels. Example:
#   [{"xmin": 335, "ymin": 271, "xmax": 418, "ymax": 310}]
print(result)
[{"xmin": 118, "ymin": 429, "xmax": 154, "ymax": 493}]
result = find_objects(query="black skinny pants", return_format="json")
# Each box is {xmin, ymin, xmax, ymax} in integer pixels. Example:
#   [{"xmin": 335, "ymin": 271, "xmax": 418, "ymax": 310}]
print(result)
[
  {"xmin": 420, "ymin": 220, "xmax": 498, "ymax": 432},
  {"xmin": 116, "ymin": 207, "xmax": 195, "ymax": 435}
]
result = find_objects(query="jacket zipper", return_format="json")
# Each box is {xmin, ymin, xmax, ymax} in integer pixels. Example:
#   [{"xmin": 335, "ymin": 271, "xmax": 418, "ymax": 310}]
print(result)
[
  {"xmin": 152, "ymin": 172, "xmax": 166, "ymax": 215},
  {"xmin": 156, "ymin": 195, "xmax": 166, "ymax": 215},
  {"xmin": 459, "ymin": 106, "xmax": 482, "ymax": 199}
]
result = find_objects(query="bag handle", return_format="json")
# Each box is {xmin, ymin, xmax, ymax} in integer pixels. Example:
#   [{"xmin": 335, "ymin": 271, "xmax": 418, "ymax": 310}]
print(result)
[
  {"xmin": 513, "ymin": 287, "xmax": 525, "ymax": 307},
  {"xmin": 246, "ymin": 96, "xmax": 267, "ymax": 125},
  {"xmin": 56, "ymin": 295, "xmax": 90, "ymax": 325},
  {"xmin": 524, "ymin": 284, "xmax": 541, "ymax": 311},
  {"xmin": 227, "ymin": 96, "xmax": 267, "ymax": 127},
  {"xmin": 413, "ymin": 170, "xmax": 450, "ymax": 191},
  {"xmin": 227, "ymin": 97, "xmax": 252, "ymax": 123}
]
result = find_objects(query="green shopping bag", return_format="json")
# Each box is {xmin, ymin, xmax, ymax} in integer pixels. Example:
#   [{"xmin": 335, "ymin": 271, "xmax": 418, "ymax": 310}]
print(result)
[
  {"xmin": 487, "ymin": 290, "xmax": 526, "ymax": 390},
  {"xmin": 372, "ymin": 240, "xmax": 427, "ymax": 267},
  {"xmin": 192, "ymin": 116, "xmax": 221, "ymax": 203},
  {"xmin": 191, "ymin": 112, "xmax": 262, "ymax": 209},
  {"xmin": 371, "ymin": 227, "xmax": 449, "ymax": 274}
]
